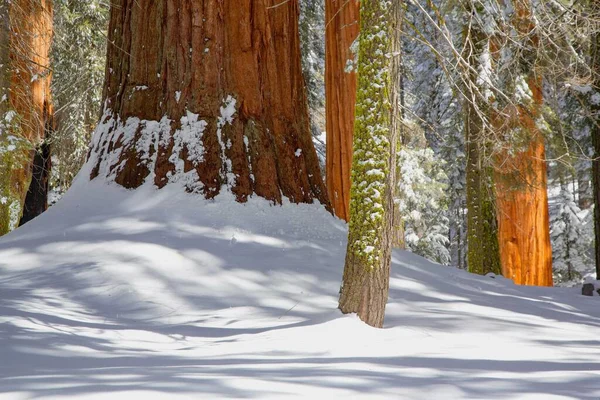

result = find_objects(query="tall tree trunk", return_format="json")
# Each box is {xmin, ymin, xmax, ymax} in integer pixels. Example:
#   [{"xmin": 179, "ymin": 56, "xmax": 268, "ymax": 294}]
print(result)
[
  {"xmin": 89, "ymin": 0, "xmax": 328, "ymax": 206},
  {"xmin": 325, "ymin": 0, "xmax": 359, "ymax": 220},
  {"xmin": 591, "ymin": 24, "xmax": 600, "ymax": 281},
  {"xmin": 465, "ymin": 118, "xmax": 501, "ymax": 276},
  {"xmin": 0, "ymin": 0, "xmax": 53, "ymax": 235},
  {"xmin": 463, "ymin": 8, "xmax": 501, "ymax": 276},
  {"xmin": 493, "ymin": 1, "xmax": 552, "ymax": 287},
  {"xmin": 339, "ymin": 0, "xmax": 401, "ymax": 328}
]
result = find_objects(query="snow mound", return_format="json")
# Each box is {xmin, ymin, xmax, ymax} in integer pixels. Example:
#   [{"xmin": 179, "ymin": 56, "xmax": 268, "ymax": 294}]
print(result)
[{"xmin": 0, "ymin": 180, "xmax": 599, "ymax": 399}]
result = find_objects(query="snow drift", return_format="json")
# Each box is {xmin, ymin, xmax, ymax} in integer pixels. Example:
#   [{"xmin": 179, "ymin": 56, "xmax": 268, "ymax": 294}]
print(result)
[{"xmin": 0, "ymin": 178, "xmax": 599, "ymax": 399}]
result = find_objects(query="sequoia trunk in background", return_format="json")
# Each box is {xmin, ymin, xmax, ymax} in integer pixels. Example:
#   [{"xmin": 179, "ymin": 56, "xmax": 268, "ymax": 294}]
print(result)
[
  {"xmin": 89, "ymin": 0, "xmax": 328, "ymax": 207},
  {"xmin": 338, "ymin": 0, "xmax": 401, "ymax": 328},
  {"xmin": 325, "ymin": 0, "xmax": 359, "ymax": 221},
  {"xmin": 494, "ymin": 1, "xmax": 552, "ymax": 286},
  {"xmin": 463, "ymin": 7, "xmax": 501, "ymax": 276},
  {"xmin": 0, "ymin": 0, "xmax": 53, "ymax": 235}
]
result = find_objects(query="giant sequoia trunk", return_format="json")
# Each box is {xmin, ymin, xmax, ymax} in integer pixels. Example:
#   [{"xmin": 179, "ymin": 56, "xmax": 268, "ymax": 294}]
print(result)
[
  {"xmin": 493, "ymin": 2, "xmax": 552, "ymax": 286},
  {"xmin": 0, "ymin": 0, "xmax": 53, "ymax": 234},
  {"xmin": 338, "ymin": 0, "xmax": 401, "ymax": 328},
  {"xmin": 88, "ymin": 0, "xmax": 328, "ymax": 207},
  {"xmin": 325, "ymin": 0, "xmax": 359, "ymax": 221},
  {"xmin": 494, "ymin": 109, "xmax": 552, "ymax": 286},
  {"xmin": 463, "ymin": 9, "xmax": 501, "ymax": 276}
]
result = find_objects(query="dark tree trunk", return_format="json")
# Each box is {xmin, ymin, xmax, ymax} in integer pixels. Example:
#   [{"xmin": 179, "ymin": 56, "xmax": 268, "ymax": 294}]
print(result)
[
  {"xmin": 325, "ymin": 0, "xmax": 359, "ymax": 221},
  {"xmin": 20, "ymin": 119, "xmax": 52, "ymax": 225},
  {"xmin": 89, "ymin": 0, "xmax": 328, "ymax": 206}
]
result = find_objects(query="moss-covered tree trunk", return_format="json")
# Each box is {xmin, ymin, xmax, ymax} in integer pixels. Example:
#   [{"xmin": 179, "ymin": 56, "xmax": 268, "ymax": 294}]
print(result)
[
  {"xmin": 88, "ymin": 0, "xmax": 328, "ymax": 207},
  {"xmin": 494, "ymin": 1, "xmax": 552, "ymax": 286},
  {"xmin": 463, "ymin": 9, "xmax": 501, "ymax": 276},
  {"xmin": 465, "ymin": 118, "xmax": 501, "ymax": 276},
  {"xmin": 591, "ymin": 24, "xmax": 600, "ymax": 281},
  {"xmin": 338, "ymin": 0, "xmax": 401, "ymax": 328},
  {"xmin": 0, "ymin": 0, "xmax": 53, "ymax": 235},
  {"xmin": 325, "ymin": 0, "xmax": 359, "ymax": 221}
]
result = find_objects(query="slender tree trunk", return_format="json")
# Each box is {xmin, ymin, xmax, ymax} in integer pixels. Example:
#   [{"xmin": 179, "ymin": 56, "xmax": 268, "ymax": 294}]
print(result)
[
  {"xmin": 591, "ymin": 25, "xmax": 600, "ymax": 281},
  {"xmin": 89, "ymin": 0, "xmax": 328, "ymax": 206},
  {"xmin": 463, "ymin": 4, "xmax": 501, "ymax": 276},
  {"xmin": 325, "ymin": 0, "xmax": 359, "ymax": 220},
  {"xmin": 339, "ymin": 0, "xmax": 401, "ymax": 328},
  {"xmin": 577, "ymin": 169, "xmax": 592, "ymax": 210},
  {"xmin": 0, "ymin": 0, "xmax": 53, "ymax": 234},
  {"xmin": 392, "ymin": 16, "xmax": 406, "ymax": 250}
]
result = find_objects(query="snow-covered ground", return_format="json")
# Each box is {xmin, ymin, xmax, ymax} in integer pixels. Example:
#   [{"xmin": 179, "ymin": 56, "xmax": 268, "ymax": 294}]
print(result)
[{"xmin": 1, "ymin": 177, "xmax": 599, "ymax": 399}]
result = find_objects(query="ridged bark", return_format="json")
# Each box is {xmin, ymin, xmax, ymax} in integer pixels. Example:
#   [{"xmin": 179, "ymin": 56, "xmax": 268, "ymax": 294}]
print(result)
[
  {"xmin": 325, "ymin": 0, "xmax": 359, "ymax": 221},
  {"xmin": 339, "ymin": 0, "xmax": 401, "ymax": 328},
  {"xmin": 463, "ymin": 11, "xmax": 501, "ymax": 276},
  {"xmin": 465, "ymin": 117, "xmax": 501, "ymax": 276},
  {"xmin": 89, "ymin": 0, "xmax": 328, "ymax": 207},
  {"xmin": 493, "ymin": 2, "xmax": 552, "ymax": 286},
  {"xmin": 0, "ymin": 0, "xmax": 53, "ymax": 234},
  {"xmin": 591, "ymin": 25, "xmax": 600, "ymax": 281}
]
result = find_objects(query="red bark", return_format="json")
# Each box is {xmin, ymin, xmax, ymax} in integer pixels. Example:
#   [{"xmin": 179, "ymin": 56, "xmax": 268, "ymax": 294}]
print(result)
[
  {"xmin": 325, "ymin": 0, "xmax": 359, "ymax": 221},
  {"xmin": 90, "ymin": 0, "xmax": 328, "ymax": 207},
  {"xmin": 494, "ymin": 76, "xmax": 553, "ymax": 287},
  {"xmin": 7, "ymin": 0, "xmax": 53, "ymax": 220},
  {"xmin": 493, "ymin": 1, "xmax": 552, "ymax": 287}
]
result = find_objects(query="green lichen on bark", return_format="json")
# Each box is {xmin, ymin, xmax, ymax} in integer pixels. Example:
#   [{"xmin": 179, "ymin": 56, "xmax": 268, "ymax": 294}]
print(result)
[
  {"xmin": 346, "ymin": 0, "xmax": 394, "ymax": 268},
  {"xmin": 0, "ymin": 113, "xmax": 31, "ymax": 235},
  {"xmin": 465, "ymin": 155, "xmax": 501, "ymax": 275},
  {"xmin": 463, "ymin": 2, "xmax": 501, "ymax": 276}
]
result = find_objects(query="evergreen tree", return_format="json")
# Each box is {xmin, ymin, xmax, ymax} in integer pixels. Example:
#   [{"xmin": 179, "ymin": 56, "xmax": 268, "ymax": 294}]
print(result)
[
  {"xmin": 403, "ymin": 0, "xmax": 467, "ymax": 267},
  {"xmin": 550, "ymin": 187, "xmax": 591, "ymax": 285},
  {"xmin": 462, "ymin": 1, "xmax": 501, "ymax": 277},
  {"xmin": 299, "ymin": 0, "xmax": 326, "ymax": 171},
  {"xmin": 50, "ymin": 0, "xmax": 107, "ymax": 194},
  {"xmin": 339, "ymin": 0, "xmax": 401, "ymax": 328},
  {"xmin": 397, "ymin": 144, "xmax": 450, "ymax": 265}
]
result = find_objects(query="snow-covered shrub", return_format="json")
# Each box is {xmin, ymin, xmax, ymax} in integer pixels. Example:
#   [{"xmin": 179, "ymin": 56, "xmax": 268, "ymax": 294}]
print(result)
[
  {"xmin": 550, "ymin": 187, "xmax": 592, "ymax": 285},
  {"xmin": 397, "ymin": 145, "xmax": 450, "ymax": 265}
]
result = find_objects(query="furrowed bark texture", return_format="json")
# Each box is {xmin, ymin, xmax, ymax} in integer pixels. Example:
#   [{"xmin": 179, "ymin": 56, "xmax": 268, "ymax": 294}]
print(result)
[
  {"xmin": 463, "ymin": 12, "xmax": 501, "ymax": 276},
  {"xmin": 325, "ymin": 0, "xmax": 359, "ymax": 221},
  {"xmin": 339, "ymin": 0, "xmax": 401, "ymax": 328},
  {"xmin": 0, "ymin": 0, "xmax": 53, "ymax": 234},
  {"xmin": 89, "ymin": 0, "xmax": 328, "ymax": 206},
  {"xmin": 494, "ymin": 2, "xmax": 552, "ymax": 287},
  {"xmin": 591, "ymin": 25, "xmax": 600, "ymax": 280},
  {"xmin": 465, "ymin": 113, "xmax": 501, "ymax": 276}
]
